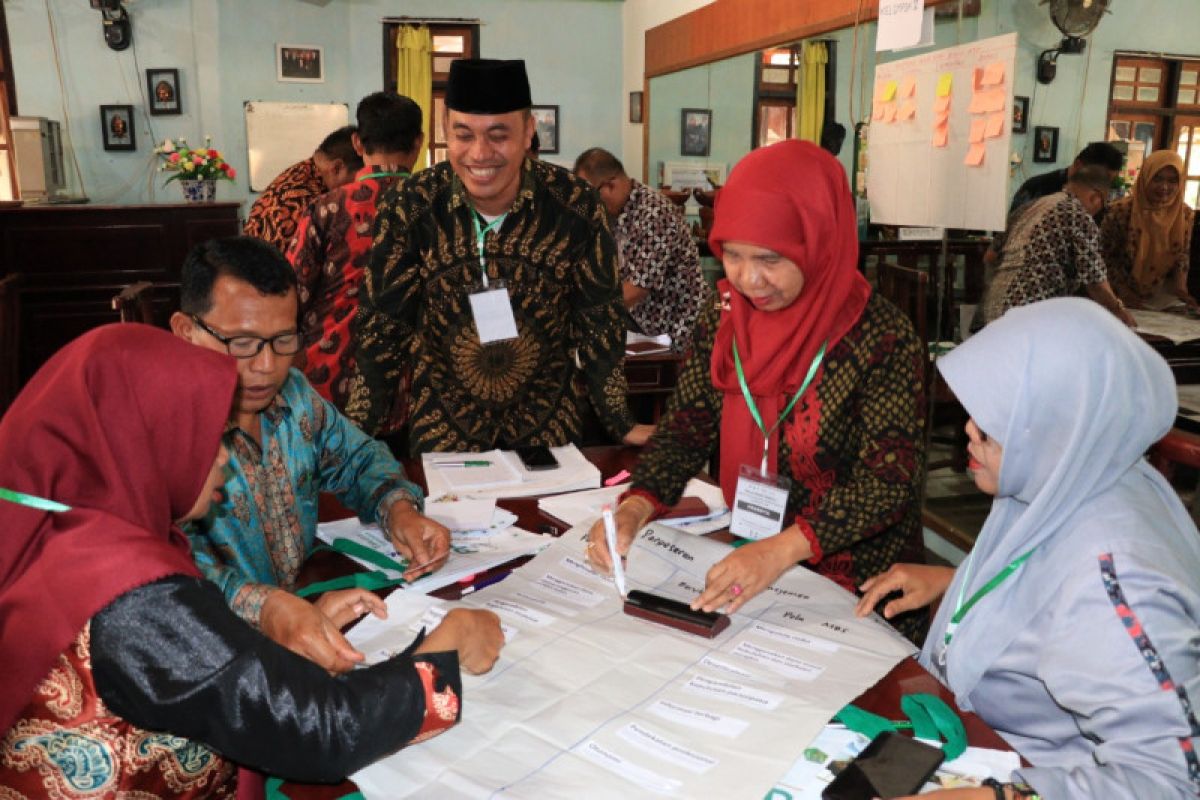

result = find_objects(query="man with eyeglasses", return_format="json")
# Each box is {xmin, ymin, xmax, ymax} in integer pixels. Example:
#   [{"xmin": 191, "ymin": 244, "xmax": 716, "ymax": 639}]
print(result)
[{"xmin": 170, "ymin": 236, "xmax": 450, "ymax": 674}]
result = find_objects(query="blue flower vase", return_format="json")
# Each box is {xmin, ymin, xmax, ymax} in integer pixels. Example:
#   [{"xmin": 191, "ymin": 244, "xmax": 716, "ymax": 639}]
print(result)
[{"xmin": 179, "ymin": 178, "xmax": 217, "ymax": 203}]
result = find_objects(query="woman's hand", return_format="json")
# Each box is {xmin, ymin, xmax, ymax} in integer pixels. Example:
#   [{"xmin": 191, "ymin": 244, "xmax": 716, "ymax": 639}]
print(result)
[
  {"xmin": 622, "ymin": 423, "xmax": 656, "ymax": 446},
  {"xmin": 416, "ymin": 608, "xmax": 505, "ymax": 675},
  {"xmin": 855, "ymin": 563, "xmax": 956, "ymax": 620},
  {"xmin": 386, "ymin": 500, "xmax": 451, "ymax": 579},
  {"xmin": 313, "ymin": 587, "xmax": 388, "ymax": 629},
  {"xmin": 586, "ymin": 496, "xmax": 654, "ymax": 573},
  {"xmin": 260, "ymin": 589, "xmax": 366, "ymax": 674},
  {"xmin": 690, "ymin": 527, "xmax": 812, "ymax": 614}
]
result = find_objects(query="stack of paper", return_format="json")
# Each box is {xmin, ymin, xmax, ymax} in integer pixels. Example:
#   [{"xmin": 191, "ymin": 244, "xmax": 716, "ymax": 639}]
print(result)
[
  {"xmin": 1131, "ymin": 309, "xmax": 1200, "ymax": 344},
  {"xmin": 423, "ymin": 444, "xmax": 602, "ymax": 500},
  {"xmin": 626, "ymin": 331, "xmax": 673, "ymax": 355},
  {"xmin": 423, "ymin": 450, "xmax": 523, "ymax": 492},
  {"xmin": 538, "ymin": 478, "xmax": 731, "ymax": 535}
]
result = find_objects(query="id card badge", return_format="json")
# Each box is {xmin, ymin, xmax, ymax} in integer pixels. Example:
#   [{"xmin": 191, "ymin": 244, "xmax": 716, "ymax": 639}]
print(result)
[
  {"xmin": 728, "ymin": 464, "xmax": 790, "ymax": 540},
  {"xmin": 468, "ymin": 280, "xmax": 519, "ymax": 344}
]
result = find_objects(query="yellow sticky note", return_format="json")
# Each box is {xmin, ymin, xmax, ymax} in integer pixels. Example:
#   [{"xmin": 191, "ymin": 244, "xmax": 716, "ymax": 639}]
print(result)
[
  {"xmin": 936, "ymin": 73, "xmax": 953, "ymax": 98},
  {"xmin": 964, "ymin": 142, "xmax": 986, "ymax": 166},
  {"xmin": 899, "ymin": 100, "xmax": 918, "ymax": 120},
  {"xmin": 900, "ymin": 75, "xmax": 917, "ymax": 99},
  {"xmin": 935, "ymin": 95, "xmax": 952, "ymax": 113},
  {"xmin": 985, "ymin": 111, "xmax": 1006, "ymax": 138},
  {"xmin": 933, "ymin": 125, "xmax": 949, "ymax": 148},
  {"xmin": 982, "ymin": 61, "xmax": 1006, "ymax": 86},
  {"xmin": 881, "ymin": 80, "xmax": 898, "ymax": 102},
  {"xmin": 969, "ymin": 118, "xmax": 987, "ymax": 144}
]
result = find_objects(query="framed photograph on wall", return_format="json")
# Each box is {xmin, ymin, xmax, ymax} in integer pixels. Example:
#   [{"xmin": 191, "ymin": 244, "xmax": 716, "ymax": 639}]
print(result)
[
  {"xmin": 100, "ymin": 104, "xmax": 135, "ymax": 151},
  {"xmin": 531, "ymin": 105, "xmax": 559, "ymax": 155},
  {"xmin": 146, "ymin": 68, "xmax": 181, "ymax": 115},
  {"xmin": 1033, "ymin": 125, "xmax": 1059, "ymax": 163},
  {"xmin": 681, "ymin": 108, "xmax": 712, "ymax": 157},
  {"xmin": 1012, "ymin": 95, "xmax": 1028, "ymax": 133},
  {"xmin": 277, "ymin": 44, "xmax": 324, "ymax": 83},
  {"xmin": 629, "ymin": 91, "xmax": 644, "ymax": 124}
]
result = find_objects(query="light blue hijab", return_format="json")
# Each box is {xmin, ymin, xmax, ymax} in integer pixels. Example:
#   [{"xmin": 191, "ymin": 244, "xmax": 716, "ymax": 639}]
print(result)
[{"xmin": 921, "ymin": 298, "xmax": 1198, "ymax": 709}]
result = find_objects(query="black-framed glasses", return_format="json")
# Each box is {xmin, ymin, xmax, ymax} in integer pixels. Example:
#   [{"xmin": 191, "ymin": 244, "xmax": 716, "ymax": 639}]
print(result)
[{"xmin": 190, "ymin": 314, "xmax": 302, "ymax": 359}]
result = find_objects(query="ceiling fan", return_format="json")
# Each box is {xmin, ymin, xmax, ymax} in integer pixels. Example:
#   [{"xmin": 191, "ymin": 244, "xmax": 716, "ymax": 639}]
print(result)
[{"xmin": 1037, "ymin": 0, "xmax": 1112, "ymax": 84}]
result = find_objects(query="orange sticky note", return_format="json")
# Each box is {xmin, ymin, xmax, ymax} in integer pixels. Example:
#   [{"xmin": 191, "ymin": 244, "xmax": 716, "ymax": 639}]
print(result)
[
  {"xmin": 883, "ymin": 104, "xmax": 897, "ymax": 123},
  {"xmin": 973, "ymin": 67, "xmax": 984, "ymax": 90},
  {"xmin": 985, "ymin": 111, "xmax": 1006, "ymax": 138},
  {"xmin": 933, "ymin": 125, "xmax": 949, "ymax": 148},
  {"xmin": 984, "ymin": 88, "xmax": 1007, "ymax": 113},
  {"xmin": 936, "ymin": 72, "xmax": 953, "ymax": 98},
  {"xmin": 969, "ymin": 118, "xmax": 987, "ymax": 143},
  {"xmin": 873, "ymin": 101, "xmax": 885, "ymax": 121},
  {"xmin": 982, "ymin": 61, "xmax": 1006, "ymax": 86},
  {"xmin": 935, "ymin": 109, "xmax": 951, "ymax": 126},
  {"xmin": 900, "ymin": 75, "xmax": 917, "ymax": 99},
  {"xmin": 968, "ymin": 92, "xmax": 989, "ymax": 114},
  {"xmin": 935, "ymin": 95, "xmax": 951, "ymax": 113},
  {"xmin": 964, "ymin": 142, "xmax": 986, "ymax": 166},
  {"xmin": 899, "ymin": 100, "xmax": 918, "ymax": 120}
]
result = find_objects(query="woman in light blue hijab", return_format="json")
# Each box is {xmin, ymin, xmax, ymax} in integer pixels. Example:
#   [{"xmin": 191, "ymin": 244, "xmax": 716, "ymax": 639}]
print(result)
[{"xmin": 857, "ymin": 297, "xmax": 1200, "ymax": 799}]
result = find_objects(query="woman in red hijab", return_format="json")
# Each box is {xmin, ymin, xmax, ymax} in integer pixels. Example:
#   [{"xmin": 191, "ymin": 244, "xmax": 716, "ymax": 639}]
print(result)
[
  {"xmin": 587, "ymin": 140, "xmax": 927, "ymax": 641},
  {"xmin": 0, "ymin": 324, "xmax": 502, "ymax": 797}
]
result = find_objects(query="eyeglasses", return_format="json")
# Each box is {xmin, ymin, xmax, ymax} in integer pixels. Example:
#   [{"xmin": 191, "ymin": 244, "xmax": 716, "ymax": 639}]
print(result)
[{"xmin": 190, "ymin": 314, "xmax": 302, "ymax": 359}]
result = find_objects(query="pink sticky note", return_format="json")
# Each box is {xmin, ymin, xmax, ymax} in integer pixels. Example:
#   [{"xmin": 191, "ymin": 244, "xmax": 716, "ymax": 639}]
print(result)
[
  {"xmin": 933, "ymin": 126, "xmax": 949, "ymax": 148},
  {"xmin": 935, "ymin": 109, "xmax": 951, "ymax": 126},
  {"xmin": 873, "ymin": 101, "xmax": 885, "ymax": 121},
  {"xmin": 968, "ymin": 92, "xmax": 988, "ymax": 114},
  {"xmin": 969, "ymin": 118, "xmax": 987, "ymax": 143},
  {"xmin": 964, "ymin": 143, "xmax": 986, "ymax": 166},
  {"xmin": 934, "ymin": 95, "xmax": 951, "ymax": 113},
  {"xmin": 987, "ymin": 88, "xmax": 1008, "ymax": 113},
  {"xmin": 899, "ymin": 100, "xmax": 918, "ymax": 120},
  {"xmin": 985, "ymin": 111, "xmax": 1006, "ymax": 138},
  {"xmin": 982, "ymin": 61, "xmax": 1006, "ymax": 86},
  {"xmin": 883, "ymin": 104, "xmax": 897, "ymax": 123},
  {"xmin": 973, "ymin": 67, "xmax": 984, "ymax": 90},
  {"xmin": 899, "ymin": 75, "xmax": 917, "ymax": 99}
]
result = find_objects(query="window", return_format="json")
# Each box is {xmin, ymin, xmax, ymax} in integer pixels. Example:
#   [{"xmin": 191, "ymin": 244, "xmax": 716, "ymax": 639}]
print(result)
[
  {"xmin": 752, "ymin": 42, "xmax": 835, "ymax": 150},
  {"xmin": 383, "ymin": 22, "xmax": 479, "ymax": 166},
  {"xmin": 0, "ymin": 4, "xmax": 16, "ymax": 201}
]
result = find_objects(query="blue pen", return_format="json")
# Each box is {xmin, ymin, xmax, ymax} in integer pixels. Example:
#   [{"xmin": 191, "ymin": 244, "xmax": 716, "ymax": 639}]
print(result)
[{"xmin": 461, "ymin": 570, "xmax": 512, "ymax": 595}]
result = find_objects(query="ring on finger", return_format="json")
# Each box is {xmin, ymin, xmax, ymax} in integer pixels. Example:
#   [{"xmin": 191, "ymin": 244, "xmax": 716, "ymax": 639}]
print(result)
[{"xmin": 729, "ymin": 583, "xmax": 744, "ymax": 598}]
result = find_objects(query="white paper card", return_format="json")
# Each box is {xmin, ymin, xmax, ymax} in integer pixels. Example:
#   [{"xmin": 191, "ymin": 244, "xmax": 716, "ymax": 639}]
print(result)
[
  {"xmin": 469, "ymin": 287, "xmax": 519, "ymax": 343},
  {"xmin": 876, "ymin": 0, "xmax": 925, "ymax": 51},
  {"xmin": 729, "ymin": 472, "xmax": 789, "ymax": 539}
]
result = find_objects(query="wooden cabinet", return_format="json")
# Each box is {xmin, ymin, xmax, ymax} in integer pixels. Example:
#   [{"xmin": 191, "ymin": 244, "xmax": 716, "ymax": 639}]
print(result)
[{"xmin": 0, "ymin": 202, "xmax": 241, "ymax": 402}]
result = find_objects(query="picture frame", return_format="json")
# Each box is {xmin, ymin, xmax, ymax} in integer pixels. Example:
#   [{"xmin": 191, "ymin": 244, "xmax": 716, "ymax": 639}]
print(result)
[
  {"xmin": 1033, "ymin": 125, "xmax": 1059, "ymax": 163},
  {"xmin": 530, "ymin": 105, "xmax": 559, "ymax": 155},
  {"xmin": 681, "ymin": 108, "xmax": 712, "ymax": 157},
  {"xmin": 100, "ymin": 104, "xmax": 135, "ymax": 151},
  {"xmin": 277, "ymin": 44, "xmax": 324, "ymax": 83},
  {"xmin": 629, "ymin": 91, "xmax": 644, "ymax": 124},
  {"xmin": 146, "ymin": 68, "xmax": 181, "ymax": 116},
  {"xmin": 1012, "ymin": 95, "xmax": 1028, "ymax": 134}
]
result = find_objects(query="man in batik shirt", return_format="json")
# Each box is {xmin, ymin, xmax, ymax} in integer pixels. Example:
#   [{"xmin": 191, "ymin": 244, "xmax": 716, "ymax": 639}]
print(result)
[
  {"xmin": 244, "ymin": 126, "xmax": 362, "ymax": 253},
  {"xmin": 575, "ymin": 147, "xmax": 709, "ymax": 350},
  {"xmin": 171, "ymin": 236, "xmax": 449, "ymax": 673},
  {"xmin": 288, "ymin": 92, "xmax": 423, "ymax": 417},
  {"xmin": 347, "ymin": 60, "xmax": 652, "ymax": 452}
]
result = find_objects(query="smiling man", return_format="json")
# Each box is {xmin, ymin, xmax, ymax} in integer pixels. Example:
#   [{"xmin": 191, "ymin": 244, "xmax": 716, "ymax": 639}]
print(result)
[
  {"xmin": 348, "ymin": 59, "xmax": 652, "ymax": 453},
  {"xmin": 171, "ymin": 236, "xmax": 449, "ymax": 674}
]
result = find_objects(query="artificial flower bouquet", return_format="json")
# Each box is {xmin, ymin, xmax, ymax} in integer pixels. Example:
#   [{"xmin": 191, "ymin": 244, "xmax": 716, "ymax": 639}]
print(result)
[{"xmin": 154, "ymin": 136, "xmax": 236, "ymax": 183}]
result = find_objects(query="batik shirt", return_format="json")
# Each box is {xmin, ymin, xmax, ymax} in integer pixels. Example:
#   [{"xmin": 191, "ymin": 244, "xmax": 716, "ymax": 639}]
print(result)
[
  {"xmin": 616, "ymin": 180, "xmax": 708, "ymax": 348},
  {"xmin": 347, "ymin": 158, "xmax": 636, "ymax": 452},
  {"xmin": 288, "ymin": 164, "xmax": 407, "ymax": 412},
  {"xmin": 244, "ymin": 158, "xmax": 327, "ymax": 253},
  {"xmin": 981, "ymin": 192, "xmax": 1107, "ymax": 325},
  {"xmin": 184, "ymin": 369, "xmax": 421, "ymax": 625}
]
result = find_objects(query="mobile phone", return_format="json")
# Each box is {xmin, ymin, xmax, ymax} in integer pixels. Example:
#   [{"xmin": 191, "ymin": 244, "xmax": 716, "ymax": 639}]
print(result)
[
  {"xmin": 822, "ymin": 731, "xmax": 945, "ymax": 800},
  {"xmin": 515, "ymin": 444, "xmax": 559, "ymax": 471},
  {"xmin": 623, "ymin": 589, "xmax": 730, "ymax": 638}
]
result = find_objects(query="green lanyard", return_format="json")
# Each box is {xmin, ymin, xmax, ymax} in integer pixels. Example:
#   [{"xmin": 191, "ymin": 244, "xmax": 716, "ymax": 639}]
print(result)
[
  {"xmin": 732, "ymin": 338, "xmax": 827, "ymax": 475},
  {"xmin": 471, "ymin": 211, "xmax": 507, "ymax": 288},
  {"xmin": 943, "ymin": 547, "xmax": 1037, "ymax": 647},
  {"xmin": 0, "ymin": 487, "xmax": 71, "ymax": 512},
  {"xmin": 835, "ymin": 693, "xmax": 968, "ymax": 761},
  {"xmin": 295, "ymin": 537, "xmax": 414, "ymax": 598},
  {"xmin": 358, "ymin": 169, "xmax": 409, "ymax": 181}
]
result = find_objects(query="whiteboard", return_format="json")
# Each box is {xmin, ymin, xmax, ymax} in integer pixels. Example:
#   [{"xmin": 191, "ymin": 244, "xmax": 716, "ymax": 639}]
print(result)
[
  {"xmin": 866, "ymin": 32, "xmax": 1017, "ymax": 231},
  {"xmin": 244, "ymin": 101, "xmax": 350, "ymax": 192}
]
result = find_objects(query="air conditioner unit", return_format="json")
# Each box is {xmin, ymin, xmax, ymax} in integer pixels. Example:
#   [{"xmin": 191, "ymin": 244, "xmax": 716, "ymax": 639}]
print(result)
[{"xmin": 11, "ymin": 117, "xmax": 68, "ymax": 201}]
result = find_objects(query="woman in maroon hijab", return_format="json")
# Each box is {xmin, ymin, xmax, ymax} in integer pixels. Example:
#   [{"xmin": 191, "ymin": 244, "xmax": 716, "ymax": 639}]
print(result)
[
  {"xmin": 0, "ymin": 324, "xmax": 502, "ymax": 797},
  {"xmin": 587, "ymin": 140, "xmax": 927, "ymax": 641}
]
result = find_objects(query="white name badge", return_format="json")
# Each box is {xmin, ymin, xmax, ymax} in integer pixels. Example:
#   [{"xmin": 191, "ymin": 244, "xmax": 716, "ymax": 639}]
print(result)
[
  {"xmin": 729, "ymin": 465, "xmax": 790, "ymax": 540},
  {"xmin": 469, "ymin": 283, "xmax": 519, "ymax": 344}
]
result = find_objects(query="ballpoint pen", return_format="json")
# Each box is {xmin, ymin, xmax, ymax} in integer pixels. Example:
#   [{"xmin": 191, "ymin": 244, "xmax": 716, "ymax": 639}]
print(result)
[
  {"xmin": 602, "ymin": 504, "xmax": 628, "ymax": 598},
  {"xmin": 432, "ymin": 460, "xmax": 492, "ymax": 468},
  {"xmin": 460, "ymin": 571, "xmax": 512, "ymax": 596}
]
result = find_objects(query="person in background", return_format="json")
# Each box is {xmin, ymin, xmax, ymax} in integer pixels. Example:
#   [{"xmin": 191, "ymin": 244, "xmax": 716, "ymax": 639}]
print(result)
[
  {"xmin": 244, "ymin": 126, "xmax": 364, "ymax": 253},
  {"xmin": 574, "ymin": 147, "xmax": 709, "ymax": 352},
  {"xmin": 348, "ymin": 59, "xmax": 653, "ymax": 452},
  {"xmin": 858, "ymin": 298, "xmax": 1200, "ymax": 799},
  {"xmin": 1009, "ymin": 141, "xmax": 1124, "ymax": 214},
  {"xmin": 1101, "ymin": 150, "xmax": 1198, "ymax": 311},
  {"xmin": 288, "ymin": 92, "xmax": 424, "ymax": 416},
  {"xmin": 172, "ymin": 237, "xmax": 449, "ymax": 674},
  {"xmin": 0, "ymin": 324, "xmax": 504, "ymax": 795},
  {"xmin": 587, "ymin": 140, "xmax": 929, "ymax": 642},
  {"xmin": 978, "ymin": 166, "xmax": 1134, "ymax": 327}
]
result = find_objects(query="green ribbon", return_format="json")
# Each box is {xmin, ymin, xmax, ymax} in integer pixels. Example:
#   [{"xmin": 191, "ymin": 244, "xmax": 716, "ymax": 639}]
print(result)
[
  {"xmin": 945, "ymin": 547, "xmax": 1037, "ymax": 646},
  {"xmin": 471, "ymin": 211, "xmax": 508, "ymax": 287},
  {"xmin": 0, "ymin": 488, "xmax": 71, "ymax": 512},
  {"xmin": 732, "ymin": 338, "xmax": 827, "ymax": 474},
  {"xmin": 265, "ymin": 776, "xmax": 364, "ymax": 800},
  {"xmin": 294, "ymin": 538, "xmax": 411, "ymax": 598},
  {"xmin": 359, "ymin": 169, "xmax": 409, "ymax": 181},
  {"xmin": 834, "ymin": 693, "xmax": 967, "ymax": 761}
]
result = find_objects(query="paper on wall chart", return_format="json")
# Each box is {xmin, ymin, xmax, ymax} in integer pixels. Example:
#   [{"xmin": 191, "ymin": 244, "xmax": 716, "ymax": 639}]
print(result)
[{"xmin": 347, "ymin": 524, "xmax": 916, "ymax": 798}]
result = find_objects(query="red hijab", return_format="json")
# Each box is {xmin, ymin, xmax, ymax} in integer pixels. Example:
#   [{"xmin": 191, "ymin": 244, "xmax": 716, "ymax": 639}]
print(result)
[
  {"xmin": 0, "ymin": 324, "xmax": 236, "ymax": 731},
  {"xmin": 708, "ymin": 140, "xmax": 870, "ymax": 502}
]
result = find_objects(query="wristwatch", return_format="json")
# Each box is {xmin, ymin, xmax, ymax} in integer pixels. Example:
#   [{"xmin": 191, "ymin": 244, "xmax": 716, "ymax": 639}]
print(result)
[{"xmin": 982, "ymin": 778, "xmax": 1041, "ymax": 799}]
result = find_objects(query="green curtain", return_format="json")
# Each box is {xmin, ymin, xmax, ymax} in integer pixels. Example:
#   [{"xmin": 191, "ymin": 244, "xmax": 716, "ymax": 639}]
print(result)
[
  {"xmin": 796, "ymin": 41, "xmax": 828, "ymax": 144},
  {"xmin": 396, "ymin": 26, "xmax": 432, "ymax": 172}
]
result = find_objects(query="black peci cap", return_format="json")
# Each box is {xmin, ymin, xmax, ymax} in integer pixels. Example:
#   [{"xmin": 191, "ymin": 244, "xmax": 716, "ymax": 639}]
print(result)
[{"xmin": 445, "ymin": 59, "xmax": 532, "ymax": 114}]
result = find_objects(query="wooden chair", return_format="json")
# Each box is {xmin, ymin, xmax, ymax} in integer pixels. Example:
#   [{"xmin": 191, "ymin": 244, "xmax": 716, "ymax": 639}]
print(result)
[
  {"xmin": 1149, "ymin": 427, "xmax": 1200, "ymax": 515},
  {"xmin": 0, "ymin": 273, "xmax": 21, "ymax": 415},
  {"xmin": 111, "ymin": 281, "xmax": 157, "ymax": 325}
]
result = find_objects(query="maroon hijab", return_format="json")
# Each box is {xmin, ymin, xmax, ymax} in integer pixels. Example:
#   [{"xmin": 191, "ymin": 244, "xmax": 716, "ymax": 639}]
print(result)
[
  {"xmin": 708, "ymin": 140, "xmax": 870, "ymax": 502},
  {"xmin": 0, "ymin": 324, "xmax": 236, "ymax": 731}
]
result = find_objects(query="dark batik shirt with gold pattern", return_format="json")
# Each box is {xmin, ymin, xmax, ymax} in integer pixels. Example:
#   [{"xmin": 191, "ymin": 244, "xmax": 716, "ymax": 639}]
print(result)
[
  {"xmin": 632, "ymin": 292, "xmax": 929, "ymax": 641},
  {"xmin": 347, "ymin": 158, "xmax": 636, "ymax": 453}
]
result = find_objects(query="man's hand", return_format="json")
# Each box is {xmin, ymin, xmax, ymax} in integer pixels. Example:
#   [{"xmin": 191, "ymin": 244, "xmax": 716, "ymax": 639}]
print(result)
[
  {"xmin": 387, "ymin": 500, "xmax": 451, "ymax": 579},
  {"xmin": 416, "ymin": 608, "xmax": 505, "ymax": 675},
  {"xmin": 622, "ymin": 423, "xmax": 656, "ymax": 446},
  {"xmin": 313, "ymin": 587, "xmax": 388, "ymax": 628},
  {"xmin": 260, "ymin": 589, "xmax": 366, "ymax": 674},
  {"xmin": 855, "ymin": 563, "xmax": 956, "ymax": 620}
]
